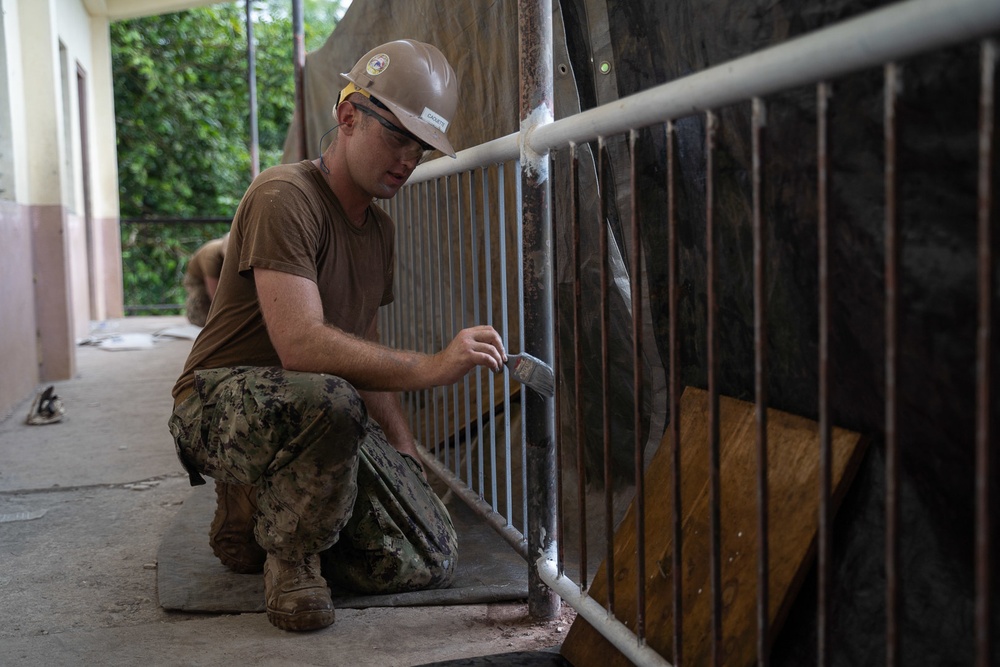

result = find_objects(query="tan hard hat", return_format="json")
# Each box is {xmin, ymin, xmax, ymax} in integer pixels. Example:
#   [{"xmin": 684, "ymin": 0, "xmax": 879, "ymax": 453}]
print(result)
[{"xmin": 341, "ymin": 39, "xmax": 459, "ymax": 157}]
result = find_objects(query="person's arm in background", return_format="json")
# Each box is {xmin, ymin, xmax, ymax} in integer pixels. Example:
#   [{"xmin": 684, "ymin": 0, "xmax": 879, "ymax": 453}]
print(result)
[{"xmin": 205, "ymin": 275, "xmax": 220, "ymax": 301}]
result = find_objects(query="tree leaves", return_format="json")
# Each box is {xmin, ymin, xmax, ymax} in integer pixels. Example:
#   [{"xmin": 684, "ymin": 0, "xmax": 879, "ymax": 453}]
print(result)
[{"xmin": 113, "ymin": 0, "xmax": 344, "ymax": 311}]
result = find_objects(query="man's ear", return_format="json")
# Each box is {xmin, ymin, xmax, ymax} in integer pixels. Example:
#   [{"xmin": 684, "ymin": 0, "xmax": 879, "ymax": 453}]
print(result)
[{"xmin": 335, "ymin": 101, "xmax": 358, "ymax": 134}]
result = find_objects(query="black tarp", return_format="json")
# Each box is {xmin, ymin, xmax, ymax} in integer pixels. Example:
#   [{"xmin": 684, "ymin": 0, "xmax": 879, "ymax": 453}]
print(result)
[{"xmin": 286, "ymin": 1, "xmax": 1000, "ymax": 662}]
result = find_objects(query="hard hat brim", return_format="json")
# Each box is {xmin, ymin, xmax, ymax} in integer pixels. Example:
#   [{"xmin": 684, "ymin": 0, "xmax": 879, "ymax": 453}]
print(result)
[{"xmin": 340, "ymin": 72, "xmax": 457, "ymax": 159}]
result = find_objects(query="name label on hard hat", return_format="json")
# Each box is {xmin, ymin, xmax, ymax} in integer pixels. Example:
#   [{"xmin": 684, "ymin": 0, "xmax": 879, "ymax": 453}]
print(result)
[{"xmin": 421, "ymin": 108, "xmax": 449, "ymax": 133}]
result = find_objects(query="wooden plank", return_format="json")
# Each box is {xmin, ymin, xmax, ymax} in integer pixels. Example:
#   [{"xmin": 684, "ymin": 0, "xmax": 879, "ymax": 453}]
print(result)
[{"xmin": 561, "ymin": 386, "xmax": 868, "ymax": 666}]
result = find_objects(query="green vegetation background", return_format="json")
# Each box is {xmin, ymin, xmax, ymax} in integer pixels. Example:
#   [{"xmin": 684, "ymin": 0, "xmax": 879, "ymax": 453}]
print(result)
[{"xmin": 114, "ymin": 0, "xmax": 345, "ymax": 314}]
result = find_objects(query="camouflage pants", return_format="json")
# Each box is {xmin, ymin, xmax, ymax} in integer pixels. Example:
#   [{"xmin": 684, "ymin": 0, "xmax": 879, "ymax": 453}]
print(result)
[{"xmin": 168, "ymin": 365, "xmax": 457, "ymax": 594}]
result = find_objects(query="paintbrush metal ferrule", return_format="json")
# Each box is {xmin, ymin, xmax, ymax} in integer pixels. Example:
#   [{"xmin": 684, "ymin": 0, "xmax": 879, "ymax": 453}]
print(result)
[{"xmin": 506, "ymin": 352, "xmax": 555, "ymax": 397}]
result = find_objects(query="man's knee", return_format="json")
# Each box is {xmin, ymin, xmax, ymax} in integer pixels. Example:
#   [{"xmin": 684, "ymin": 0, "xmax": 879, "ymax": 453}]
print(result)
[{"xmin": 321, "ymin": 533, "xmax": 457, "ymax": 594}]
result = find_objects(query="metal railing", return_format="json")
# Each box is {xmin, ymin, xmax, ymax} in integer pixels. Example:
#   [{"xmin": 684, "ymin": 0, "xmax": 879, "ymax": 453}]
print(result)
[{"xmin": 383, "ymin": 0, "xmax": 999, "ymax": 664}]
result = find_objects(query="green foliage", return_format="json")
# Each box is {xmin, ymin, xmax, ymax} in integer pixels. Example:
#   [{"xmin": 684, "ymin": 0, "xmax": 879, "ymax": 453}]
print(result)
[
  {"xmin": 113, "ymin": 0, "xmax": 345, "ymax": 310},
  {"xmin": 121, "ymin": 221, "xmax": 231, "ymax": 316}
]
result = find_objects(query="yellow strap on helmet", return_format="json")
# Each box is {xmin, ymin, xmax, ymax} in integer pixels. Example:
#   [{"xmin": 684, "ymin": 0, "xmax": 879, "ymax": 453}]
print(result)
[{"xmin": 337, "ymin": 82, "xmax": 370, "ymax": 107}]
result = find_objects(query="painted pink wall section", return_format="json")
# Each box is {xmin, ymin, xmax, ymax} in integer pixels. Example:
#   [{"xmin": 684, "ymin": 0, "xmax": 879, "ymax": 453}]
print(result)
[
  {"xmin": 30, "ymin": 203, "xmax": 75, "ymax": 383},
  {"xmin": 0, "ymin": 200, "xmax": 40, "ymax": 420},
  {"xmin": 96, "ymin": 216, "xmax": 124, "ymax": 319},
  {"xmin": 66, "ymin": 211, "xmax": 91, "ymax": 341}
]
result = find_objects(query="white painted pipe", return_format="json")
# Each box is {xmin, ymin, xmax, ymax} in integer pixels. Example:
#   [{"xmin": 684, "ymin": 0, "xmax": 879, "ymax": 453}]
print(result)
[
  {"xmin": 408, "ymin": 132, "xmax": 518, "ymax": 185},
  {"xmin": 534, "ymin": 0, "xmax": 1000, "ymax": 151},
  {"xmin": 416, "ymin": 444, "xmax": 529, "ymax": 559},
  {"xmin": 410, "ymin": 0, "xmax": 1000, "ymax": 186},
  {"xmin": 535, "ymin": 554, "xmax": 675, "ymax": 667}
]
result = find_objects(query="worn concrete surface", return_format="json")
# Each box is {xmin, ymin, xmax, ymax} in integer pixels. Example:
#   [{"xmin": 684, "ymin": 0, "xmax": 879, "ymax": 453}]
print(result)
[{"xmin": 0, "ymin": 316, "xmax": 574, "ymax": 666}]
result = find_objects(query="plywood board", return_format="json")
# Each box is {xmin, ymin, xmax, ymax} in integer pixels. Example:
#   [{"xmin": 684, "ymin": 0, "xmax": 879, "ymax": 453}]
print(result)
[{"xmin": 561, "ymin": 387, "xmax": 867, "ymax": 666}]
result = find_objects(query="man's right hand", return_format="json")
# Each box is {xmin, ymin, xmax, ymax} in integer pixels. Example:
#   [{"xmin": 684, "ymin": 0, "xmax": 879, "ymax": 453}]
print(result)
[{"xmin": 430, "ymin": 326, "xmax": 506, "ymax": 386}]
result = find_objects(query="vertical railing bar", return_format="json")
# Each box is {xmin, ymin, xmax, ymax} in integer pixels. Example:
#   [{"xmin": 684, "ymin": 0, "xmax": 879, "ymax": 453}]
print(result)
[
  {"xmin": 975, "ymin": 37, "xmax": 996, "ymax": 667},
  {"xmin": 457, "ymin": 171, "xmax": 474, "ymax": 488},
  {"xmin": 598, "ymin": 135, "xmax": 616, "ymax": 614},
  {"xmin": 498, "ymin": 162, "xmax": 514, "ymax": 527},
  {"xmin": 667, "ymin": 118, "xmax": 684, "ymax": 667},
  {"xmin": 752, "ymin": 96, "xmax": 771, "ymax": 667},
  {"xmin": 414, "ymin": 181, "xmax": 434, "ymax": 456},
  {"xmin": 884, "ymin": 61, "xmax": 902, "ymax": 667},
  {"xmin": 552, "ymin": 150, "xmax": 565, "ymax": 575},
  {"xmin": 384, "ymin": 197, "xmax": 396, "ymax": 350},
  {"xmin": 519, "ymin": 0, "xmax": 558, "ymax": 618},
  {"xmin": 426, "ymin": 181, "xmax": 440, "ymax": 461},
  {"xmin": 629, "ymin": 128, "xmax": 648, "ymax": 643},
  {"xmin": 412, "ymin": 185, "xmax": 424, "ymax": 439},
  {"xmin": 483, "ymin": 165, "xmax": 499, "ymax": 513},
  {"xmin": 517, "ymin": 158, "xmax": 529, "ymax": 535},
  {"xmin": 470, "ymin": 168, "xmax": 485, "ymax": 499},
  {"xmin": 706, "ymin": 109, "xmax": 723, "ymax": 667},
  {"xmin": 405, "ymin": 187, "xmax": 417, "ymax": 429},
  {"xmin": 434, "ymin": 178, "xmax": 449, "ymax": 469},
  {"xmin": 441, "ymin": 176, "xmax": 461, "ymax": 472},
  {"xmin": 393, "ymin": 193, "xmax": 405, "ymax": 419},
  {"xmin": 570, "ymin": 141, "xmax": 588, "ymax": 588},
  {"xmin": 817, "ymin": 80, "xmax": 833, "ymax": 667}
]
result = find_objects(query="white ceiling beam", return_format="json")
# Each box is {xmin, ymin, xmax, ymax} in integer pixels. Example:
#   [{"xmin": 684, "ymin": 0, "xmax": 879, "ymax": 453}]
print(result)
[{"xmin": 85, "ymin": 0, "xmax": 222, "ymax": 20}]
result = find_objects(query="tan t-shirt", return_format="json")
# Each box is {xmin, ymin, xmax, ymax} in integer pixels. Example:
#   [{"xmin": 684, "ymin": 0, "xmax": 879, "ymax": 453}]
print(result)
[{"xmin": 172, "ymin": 160, "xmax": 395, "ymax": 402}]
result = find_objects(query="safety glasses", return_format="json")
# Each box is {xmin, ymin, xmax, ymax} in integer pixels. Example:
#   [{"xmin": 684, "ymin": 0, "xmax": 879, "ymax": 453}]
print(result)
[{"xmin": 349, "ymin": 101, "xmax": 434, "ymax": 161}]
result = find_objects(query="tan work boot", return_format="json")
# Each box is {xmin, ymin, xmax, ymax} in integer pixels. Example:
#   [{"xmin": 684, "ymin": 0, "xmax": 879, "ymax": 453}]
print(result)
[
  {"xmin": 209, "ymin": 479, "xmax": 267, "ymax": 574},
  {"xmin": 264, "ymin": 553, "xmax": 334, "ymax": 631}
]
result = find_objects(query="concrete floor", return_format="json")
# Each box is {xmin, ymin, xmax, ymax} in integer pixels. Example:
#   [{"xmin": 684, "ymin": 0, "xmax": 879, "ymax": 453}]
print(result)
[{"xmin": 0, "ymin": 316, "xmax": 574, "ymax": 666}]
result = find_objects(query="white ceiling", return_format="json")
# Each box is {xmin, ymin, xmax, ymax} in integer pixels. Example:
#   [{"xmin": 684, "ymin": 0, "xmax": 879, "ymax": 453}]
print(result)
[{"xmin": 83, "ymin": 0, "xmax": 225, "ymax": 21}]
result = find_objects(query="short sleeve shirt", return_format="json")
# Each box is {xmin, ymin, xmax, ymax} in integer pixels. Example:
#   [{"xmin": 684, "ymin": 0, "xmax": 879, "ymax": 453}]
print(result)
[{"xmin": 172, "ymin": 160, "xmax": 395, "ymax": 401}]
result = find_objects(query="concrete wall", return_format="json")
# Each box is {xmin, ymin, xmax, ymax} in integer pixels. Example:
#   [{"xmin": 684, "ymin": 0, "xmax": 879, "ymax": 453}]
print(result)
[{"xmin": 0, "ymin": 0, "xmax": 118, "ymax": 418}]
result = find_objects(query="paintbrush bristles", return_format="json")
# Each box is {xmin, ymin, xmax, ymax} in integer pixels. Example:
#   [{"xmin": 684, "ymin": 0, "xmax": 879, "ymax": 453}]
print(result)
[{"xmin": 506, "ymin": 352, "xmax": 555, "ymax": 397}]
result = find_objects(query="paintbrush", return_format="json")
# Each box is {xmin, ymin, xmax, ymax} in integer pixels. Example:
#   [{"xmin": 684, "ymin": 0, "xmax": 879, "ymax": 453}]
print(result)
[{"xmin": 504, "ymin": 352, "xmax": 555, "ymax": 397}]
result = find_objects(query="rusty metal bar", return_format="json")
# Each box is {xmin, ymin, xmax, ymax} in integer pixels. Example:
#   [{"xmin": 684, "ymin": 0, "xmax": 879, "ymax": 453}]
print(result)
[
  {"xmin": 518, "ymin": 0, "xmax": 559, "ymax": 620},
  {"xmin": 553, "ymin": 151, "xmax": 565, "ymax": 575},
  {"xmin": 570, "ymin": 142, "xmax": 588, "ymax": 588},
  {"xmin": 752, "ymin": 96, "xmax": 771, "ymax": 667},
  {"xmin": 706, "ymin": 110, "xmax": 723, "ymax": 667},
  {"xmin": 598, "ymin": 136, "xmax": 616, "ymax": 614},
  {"xmin": 817, "ymin": 80, "xmax": 833, "ymax": 667},
  {"xmin": 628, "ymin": 128, "xmax": 648, "ymax": 642},
  {"xmin": 975, "ymin": 38, "xmax": 996, "ymax": 667},
  {"xmin": 667, "ymin": 118, "xmax": 684, "ymax": 667},
  {"xmin": 884, "ymin": 61, "xmax": 902, "ymax": 667}
]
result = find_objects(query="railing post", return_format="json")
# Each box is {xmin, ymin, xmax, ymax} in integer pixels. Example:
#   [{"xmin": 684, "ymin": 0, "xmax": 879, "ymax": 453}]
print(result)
[{"xmin": 518, "ymin": 0, "xmax": 559, "ymax": 620}]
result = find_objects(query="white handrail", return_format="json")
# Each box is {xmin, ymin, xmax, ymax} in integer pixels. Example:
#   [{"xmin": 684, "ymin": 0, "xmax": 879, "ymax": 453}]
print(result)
[
  {"xmin": 535, "ymin": 555, "xmax": 674, "ymax": 667},
  {"xmin": 408, "ymin": 0, "xmax": 1000, "ymax": 186}
]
